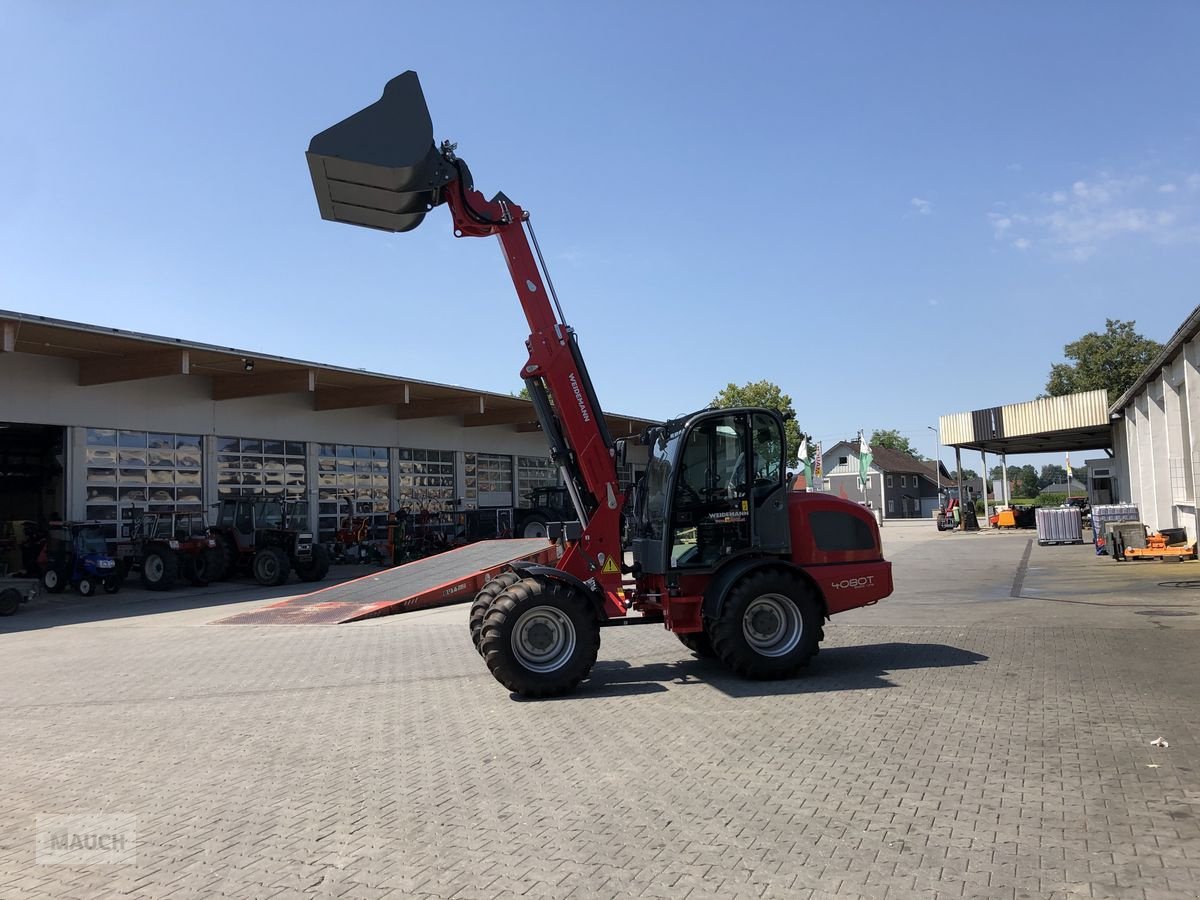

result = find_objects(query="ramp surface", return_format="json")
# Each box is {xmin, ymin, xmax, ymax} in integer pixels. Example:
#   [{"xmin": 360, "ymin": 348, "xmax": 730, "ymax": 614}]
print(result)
[{"xmin": 213, "ymin": 539, "xmax": 555, "ymax": 625}]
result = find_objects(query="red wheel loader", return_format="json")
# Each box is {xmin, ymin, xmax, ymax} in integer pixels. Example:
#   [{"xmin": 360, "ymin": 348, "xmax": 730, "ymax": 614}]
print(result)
[{"xmin": 306, "ymin": 72, "xmax": 893, "ymax": 697}]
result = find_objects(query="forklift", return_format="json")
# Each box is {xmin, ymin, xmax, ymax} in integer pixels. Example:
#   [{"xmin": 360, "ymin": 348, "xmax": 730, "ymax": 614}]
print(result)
[{"xmin": 307, "ymin": 72, "xmax": 893, "ymax": 697}]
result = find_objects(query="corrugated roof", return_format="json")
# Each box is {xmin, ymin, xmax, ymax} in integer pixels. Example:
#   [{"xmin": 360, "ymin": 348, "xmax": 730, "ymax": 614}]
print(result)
[{"xmin": 939, "ymin": 390, "xmax": 1111, "ymax": 454}]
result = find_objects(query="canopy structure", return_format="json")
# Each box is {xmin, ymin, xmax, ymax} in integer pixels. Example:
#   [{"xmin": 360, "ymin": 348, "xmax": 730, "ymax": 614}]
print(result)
[{"xmin": 939, "ymin": 390, "xmax": 1112, "ymax": 455}]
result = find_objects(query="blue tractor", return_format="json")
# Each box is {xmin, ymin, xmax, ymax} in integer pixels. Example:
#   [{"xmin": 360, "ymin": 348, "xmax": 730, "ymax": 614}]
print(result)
[{"xmin": 39, "ymin": 522, "xmax": 122, "ymax": 597}]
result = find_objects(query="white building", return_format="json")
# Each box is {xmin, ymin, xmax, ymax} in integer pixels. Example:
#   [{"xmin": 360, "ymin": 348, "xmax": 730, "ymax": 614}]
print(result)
[
  {"xmin": 0, "ymin": 311, "xmax": 652, "ymax": 546},
  {"xmin": 1110, "ymin": 305, "xmax": 1200, "ymax": 538}
]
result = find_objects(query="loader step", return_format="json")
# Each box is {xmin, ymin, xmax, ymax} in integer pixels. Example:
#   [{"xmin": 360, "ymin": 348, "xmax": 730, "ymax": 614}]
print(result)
[{"xmin": 212, "ymin": 539, "xmax": 556, "ymax": 625}]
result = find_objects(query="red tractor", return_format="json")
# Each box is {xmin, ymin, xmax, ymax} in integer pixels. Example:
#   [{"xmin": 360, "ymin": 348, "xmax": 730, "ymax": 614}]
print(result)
[{"xmin": 307, "ymin": 73, "xmax": 893, "ymax": 697}]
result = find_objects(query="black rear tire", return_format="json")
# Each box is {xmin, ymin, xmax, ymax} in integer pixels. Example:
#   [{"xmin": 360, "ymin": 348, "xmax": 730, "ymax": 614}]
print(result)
[
  {"xmin": 294, "ymin": 545, "xmax": 331, "ymax": 582},
  {"xmin": 0, "ymin": 588, "xmax": 20, "ymax": 616},
  {"xmin": 677, "ymin": 630, "xmax": 716, "ymax": 658},
  {"xmin": 253, "ymin": 547, "xmax": 291, "ymax": 586},
  {"xmin": 710, "ymin": 568, "xmax": 823, "ymax": 679},
  {"xmin": 141, "ymin": 545, "xmax": 179, "ymax": 591},
  {"xmin": 212, "ymin": 533, "xmax": 238, "ymax": 580},
  {"xmin": 479, "ymin": 576, "xmax": 599, "ymax": 697},
  {"xmin": 187, "ymin": 548, "xmax": 222, "ymax": 586},
  {"xmin": 469, "ymin": 571, "xmax": 522, "ymax": 654}
]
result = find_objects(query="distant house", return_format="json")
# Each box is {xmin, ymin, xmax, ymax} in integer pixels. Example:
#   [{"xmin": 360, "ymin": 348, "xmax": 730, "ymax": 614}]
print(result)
[
  {"xmin": 1039, "ymin": 481, "xmax": 1086, "ymax": 496},
  {"xmin": 816, "ymin": 441, "xmax": 952, "ymax": 519}
]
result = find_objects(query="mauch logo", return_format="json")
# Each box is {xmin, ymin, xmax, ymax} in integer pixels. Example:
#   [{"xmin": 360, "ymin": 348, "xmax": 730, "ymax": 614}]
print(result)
[
  {"xmin": 831, "ymin": 576, "xmax": 875, "ymax": 590},
  {"xmin": 37, "ymin": 814, "xmax": 137, "ymax": 865},
  {"xmin": 442, "ymin": 583, "xmax": 469, "ymax": 598}
]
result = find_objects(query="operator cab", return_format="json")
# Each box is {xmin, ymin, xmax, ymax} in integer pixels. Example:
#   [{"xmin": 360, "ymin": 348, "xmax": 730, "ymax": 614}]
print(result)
[{"xmin": 633, "ymin": 408, "xmax": 790, "ymax": 575}]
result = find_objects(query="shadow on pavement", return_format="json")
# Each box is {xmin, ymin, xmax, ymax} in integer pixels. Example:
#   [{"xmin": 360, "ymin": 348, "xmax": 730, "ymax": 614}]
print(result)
[
  {"xmin": 524, "ymin": 641, "xmax": 990, "ymax": 701},
  {"xmin": 0, "ymin": 568, "xmax": 368, "ymax": 633}
]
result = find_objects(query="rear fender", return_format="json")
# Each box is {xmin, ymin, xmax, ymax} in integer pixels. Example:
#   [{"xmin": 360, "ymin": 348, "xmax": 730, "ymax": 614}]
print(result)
[
  {"xmin": 508, "ymin": 563, "xmax": 610, "ymax": 620},
  {"xmin": 701, "ymin": 557, "xmax": 827, "ymax": 622}
]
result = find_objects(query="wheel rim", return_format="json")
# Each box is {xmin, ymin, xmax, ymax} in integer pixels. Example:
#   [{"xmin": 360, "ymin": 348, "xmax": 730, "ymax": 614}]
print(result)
[
  {"xmin": 45, "ymin": 570, "xmax": 58, "ymax": 589},
  {"xmin": 523, "ymin": 521, "xmax": 547, "ymax": 539},
  {"xmin": 742, "ymin": 593, "xmax": 802, "ymax": 658},
  {"xmin": 79, "ymin": 579, "xmax": 93, "ymax": 596},
  {"xmin": 257, "ymin": 555, "xmax": 277, "ymax": 580},
  {"xmin": 145, "ymin": 555, "xmax": 164, "ymax": 581},
  {"xmin": 511, "ymin": 605, "xmax": 577, "ymax": 673}
]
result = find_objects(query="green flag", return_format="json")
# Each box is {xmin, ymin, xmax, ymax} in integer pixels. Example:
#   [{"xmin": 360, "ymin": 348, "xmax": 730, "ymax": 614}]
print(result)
[
  {"xmin": 797, "ymin": 437, "xmax": 813, "ymax": 483},
  {"xmin": 858, "ymin": 431, "xmax": 873, "ymax": 491}
]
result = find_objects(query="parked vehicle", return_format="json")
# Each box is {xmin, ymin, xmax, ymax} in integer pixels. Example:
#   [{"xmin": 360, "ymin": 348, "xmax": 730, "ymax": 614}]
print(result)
[
  {"xmin": 210, "ymin": 499, "xmax": 330, "ymax": 586},
  {"xmin": 37, "ymin": 522, "xmax": 122, "ymax": 596},
  {"xmin": 111, "ymin": 510, "xmax": 224, "ymax": 590},
  {"xmin": 1063, "ymin": 496, "xmax": 1091, "ymax": 529},
  {"xmin": 0, "ymin": 576, "xmax": 39, "ymax": 616},
  {"xmin": 308, "ymin": 72, "xmax": 893, "ymax": 697},
  {"xmin": 514, "ymin": 486, "xmax": 577, "ymax": 539}
]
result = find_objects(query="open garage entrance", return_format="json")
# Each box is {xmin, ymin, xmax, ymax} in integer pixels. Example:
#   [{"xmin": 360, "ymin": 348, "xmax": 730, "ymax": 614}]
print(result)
[{"xmin": 0, "ymin": 422, "xmax": 65, "ymax": 522}]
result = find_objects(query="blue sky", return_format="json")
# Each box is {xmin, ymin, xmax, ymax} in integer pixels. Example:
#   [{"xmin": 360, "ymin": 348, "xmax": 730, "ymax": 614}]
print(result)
[{"xmin": 3, "ymin": 2, "xmax": 1198, "ymax": 474}]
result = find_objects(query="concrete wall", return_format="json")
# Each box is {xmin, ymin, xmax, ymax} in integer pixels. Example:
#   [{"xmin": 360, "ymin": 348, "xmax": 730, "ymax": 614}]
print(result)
[{"xmin": 1111, "ymin": 334, "xmax": 1199, "ymax": 539}]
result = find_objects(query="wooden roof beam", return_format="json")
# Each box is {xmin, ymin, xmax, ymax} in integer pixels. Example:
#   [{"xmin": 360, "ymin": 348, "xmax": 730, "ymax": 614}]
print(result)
[
  {"xmin": 463, "ymin": 408, "xmax": 538, "ymax": 427},
  {"xmin": 395, "ymin": 397, "xmax": 486, "ymax": 419},
  {"xmin": 212, "ymin": 369, "xmax": 316, "ymax": 401},
  {"xmin": 314, "ymin": 383, "xmax": 411, "ymax": 411},
  {"xmin": 78, "ymin": 349, "xmax": 189, "ymax": 386}
]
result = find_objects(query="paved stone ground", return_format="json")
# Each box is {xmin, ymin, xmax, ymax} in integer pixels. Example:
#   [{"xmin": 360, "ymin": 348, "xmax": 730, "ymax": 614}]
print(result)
[{"xmin": 1, "ymin": 529, "xmax": 1199, "ymax": 899}]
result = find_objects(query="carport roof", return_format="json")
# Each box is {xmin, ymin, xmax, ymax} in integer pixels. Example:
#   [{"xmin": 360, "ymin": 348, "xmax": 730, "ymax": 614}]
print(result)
[
  {"xmin": 938, "ymin": 389, "xmax": 1112, "ymax": 455},
  {"xmin": 0, "ymin": 309, "xmax": 658, "ymax": 436}
]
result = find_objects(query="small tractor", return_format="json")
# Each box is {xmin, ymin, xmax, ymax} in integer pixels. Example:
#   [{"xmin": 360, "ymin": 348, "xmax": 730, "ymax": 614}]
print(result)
[
  {"xmin": 37, "ymin": 521, "xmax": 122, "ymax": 596},
  {"xmin": 514, "ymin": 486, "xmax": 576, "ymax": 539},
  {"xmin": 307, "ymin": 72, "xmax": 893, "ymax": 697},
  {"xmin": 209, "ymin": 498, "xmax": 330, "ymax": 586},
  {"xmin": 110, "ymin": 509, "xmax": 225, "ymax": 590}
]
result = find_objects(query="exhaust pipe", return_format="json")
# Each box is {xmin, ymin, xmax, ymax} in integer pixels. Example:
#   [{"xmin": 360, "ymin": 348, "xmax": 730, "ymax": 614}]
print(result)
[{"xmin": 306, "ymin": 71, "xmax": 457, "ymax": 233}]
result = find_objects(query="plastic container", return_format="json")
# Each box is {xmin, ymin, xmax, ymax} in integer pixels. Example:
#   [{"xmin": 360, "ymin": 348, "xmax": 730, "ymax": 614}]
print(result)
[
  {"xmin": 1091, "ymin": 504, "xmax": 1140, "ymax": 555},
  {"xmin": 1036, "ymin": 507, "xmax": 1083, "ymax": 545}
]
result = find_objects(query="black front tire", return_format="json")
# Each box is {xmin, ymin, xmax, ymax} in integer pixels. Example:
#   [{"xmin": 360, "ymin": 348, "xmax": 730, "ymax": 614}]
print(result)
[
  {"xmin": 469, "ymin": 571, "xmax": 522, "ymax": 654},
  {"xmin": 77, "ymin": 576, "xmax": 97, "ymax": 598},
  {"xmin": 102, "ymin": 575, "xmax": 122, "ymax": 594},
  {"xmin": 253, "ymin": 547, "xmax": 291, "ymax": 586},
  {"xmin": 43, "ymin": 568, "xmax": 67, "ymax": 594},
  {"xmin": 521, "ymin": 515, "xmax": 549, "ymax": 539},
  {"xmin": 141, "ymin": 545, "xmax": 179, "ymax": 591},
  {"xmin": 294, "ymin": 545, "xmax": 331, "ymax": 582},
  {"xmin": 479, "ymin": 576, "xmax": 600, "ymax": 698},
  {"xmin": 710, "ymin": 568, "xmax": 823, "ymax": 679}
]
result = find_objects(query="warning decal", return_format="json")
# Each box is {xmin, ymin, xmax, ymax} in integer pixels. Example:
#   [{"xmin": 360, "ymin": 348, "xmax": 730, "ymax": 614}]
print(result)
[{"xmin": 601, "ymin": 555, "xmax": 620, "ymax": 575}]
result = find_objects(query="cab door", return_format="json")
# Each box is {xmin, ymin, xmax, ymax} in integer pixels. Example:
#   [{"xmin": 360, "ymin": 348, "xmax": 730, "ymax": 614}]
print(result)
[{"xmin": 666, "ymin": 410, "xmax": 790, "ymax": 571}]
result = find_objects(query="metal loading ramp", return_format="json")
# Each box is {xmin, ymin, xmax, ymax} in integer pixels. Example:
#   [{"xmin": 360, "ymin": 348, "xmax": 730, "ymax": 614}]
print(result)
[{"xmin": 212, "ymin": 539, "xmax": 557, "ymax": 625}]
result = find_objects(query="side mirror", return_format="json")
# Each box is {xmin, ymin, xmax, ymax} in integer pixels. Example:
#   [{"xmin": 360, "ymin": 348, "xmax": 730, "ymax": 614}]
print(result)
[{"xmin": 614, "ymin": 439, "xmax": 628, "ymax": 469}]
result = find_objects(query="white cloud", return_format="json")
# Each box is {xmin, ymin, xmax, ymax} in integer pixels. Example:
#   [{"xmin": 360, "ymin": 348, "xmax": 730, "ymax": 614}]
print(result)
[
  {"xmin": 928, "ymin": 298, "xmax": 939, "ymax": 306},
  {"xmin": 910, "ymin": 197, "xmax": 932, "ymax": 216},
  {"xmin": 990, "ymin": 169, "xmax": 1200, "ymax": 261},
  {"xmin": 1006, "ymin": 163, "xmax": 1023, "ymax": 172},
  {"xmin": 1188, "ymin": 174, "xmax": 1200, "ymax": 191}
]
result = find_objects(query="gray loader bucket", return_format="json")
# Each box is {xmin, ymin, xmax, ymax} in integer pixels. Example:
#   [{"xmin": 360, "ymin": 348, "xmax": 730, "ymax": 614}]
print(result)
[{"xmin": 306, "ymin": 71, "xmax": 455, "ymax": 233}]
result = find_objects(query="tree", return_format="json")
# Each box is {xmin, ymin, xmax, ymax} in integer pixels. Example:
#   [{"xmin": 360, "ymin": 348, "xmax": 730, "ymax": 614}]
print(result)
[
  {"xmin": 1038, "ymin": 464, "xmax": 1066, "ymax": 489},
  {"xmin": 1015, "ymin": 464, "xmax": 1040, "ymax": 498},
  {"xmin": 870, "ymin": 429, "xmax": 917, "ymax": 456},
  {"xmin": 710, "ymin": 380, "xmax": 808, "ymax": 458},
  {"xmin": 513, "ymin": 385, "xmax": 531, "ymax": 400},
  {"xmin": 1045, "ymin": 319, "xmax": 1162, "ymax": 400}
]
